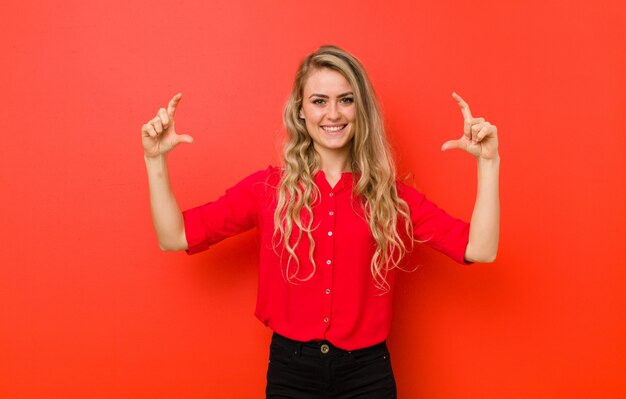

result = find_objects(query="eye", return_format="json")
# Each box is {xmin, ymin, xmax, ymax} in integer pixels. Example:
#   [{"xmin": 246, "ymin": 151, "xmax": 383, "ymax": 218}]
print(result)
[
  {"xmin": 312, "ymin": 99, "xmax": 325, "ymax": 105},
  {"xmin": 341, "ymin": 97, "xmax": 354, "ymax": 104}
]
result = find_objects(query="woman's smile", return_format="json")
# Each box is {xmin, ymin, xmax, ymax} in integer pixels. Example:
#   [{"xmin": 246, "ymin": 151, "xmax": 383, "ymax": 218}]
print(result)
[{"xmin": 321, "ymin": 124, "xmax": 348, "ymax": 133}]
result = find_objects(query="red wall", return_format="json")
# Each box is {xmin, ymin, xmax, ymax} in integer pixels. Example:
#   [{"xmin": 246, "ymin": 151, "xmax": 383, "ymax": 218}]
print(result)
[{"xmin": 1, "ymin": 1, "xmax": 625, "ymax": 398}]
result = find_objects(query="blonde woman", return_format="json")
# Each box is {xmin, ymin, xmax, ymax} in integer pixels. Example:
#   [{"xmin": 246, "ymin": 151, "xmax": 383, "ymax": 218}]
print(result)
[{"xmin": 142, "ymin": 45, "xmax": 499, "ymax": 398}]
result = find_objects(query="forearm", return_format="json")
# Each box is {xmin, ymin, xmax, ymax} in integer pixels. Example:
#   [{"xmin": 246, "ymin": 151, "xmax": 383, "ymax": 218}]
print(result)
[
  {"xmin": 144, "ymin": 155, "xmax": 188, "ymax": 251},
  {"xmin": 465, "ymin": 156, "xmax": 500, "ymax": 262}
]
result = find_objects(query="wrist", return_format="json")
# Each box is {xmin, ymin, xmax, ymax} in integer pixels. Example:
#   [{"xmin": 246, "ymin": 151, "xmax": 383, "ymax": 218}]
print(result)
[
  {"xmin": 477, "ymin": 154, "xmax": 500, "ymax": 165},
  {"xmin": 144, "ymin": 153, "xmax": 169, "ymax": 173},
  {"xmin": 144, "ymin": 153, "xmax": 167, "ymax": 163}
]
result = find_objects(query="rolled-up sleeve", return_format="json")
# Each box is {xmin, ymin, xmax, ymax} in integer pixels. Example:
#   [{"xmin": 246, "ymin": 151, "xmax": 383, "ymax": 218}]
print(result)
[
  {"xmin": 397, "ymin": 182, "xmax": 471, "ymax": 264},
  {"xmin": 183, "ymin": 167, "xmax": 271, "ymax": 255}
]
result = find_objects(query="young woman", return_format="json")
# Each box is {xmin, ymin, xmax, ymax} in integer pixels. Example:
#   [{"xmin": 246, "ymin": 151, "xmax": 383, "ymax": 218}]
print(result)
[{"xmin": 141, "ymin": 45, "xmax": 499, "ymax": 398}]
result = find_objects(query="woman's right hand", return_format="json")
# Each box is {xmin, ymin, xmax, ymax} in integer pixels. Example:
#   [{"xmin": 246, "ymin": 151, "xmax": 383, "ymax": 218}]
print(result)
[{"xmin": 141, "ymin": 93, "xmax": 194, "ymax": 158}]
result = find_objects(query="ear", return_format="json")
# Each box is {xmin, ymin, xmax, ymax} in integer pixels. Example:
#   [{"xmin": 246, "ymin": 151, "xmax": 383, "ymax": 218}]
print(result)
[{"xmin": 299, "ymin": 108, "xmax": 305, "ymax": 119}]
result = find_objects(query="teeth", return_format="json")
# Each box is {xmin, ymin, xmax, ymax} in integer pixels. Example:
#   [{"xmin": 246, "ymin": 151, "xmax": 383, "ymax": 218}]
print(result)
[{"xmin": 322, "ymin": 125, "xmax": 345, "ymax": 132}]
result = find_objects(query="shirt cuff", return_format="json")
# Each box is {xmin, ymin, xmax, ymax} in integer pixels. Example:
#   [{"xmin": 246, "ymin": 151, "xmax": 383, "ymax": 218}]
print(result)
[
  {"xmin": 449, "ymin": 222, "xmax": 472, "ymax": 265},
  {"xmin": 183, "ymin": 207, "xmax": 210, "ymax": 255}
]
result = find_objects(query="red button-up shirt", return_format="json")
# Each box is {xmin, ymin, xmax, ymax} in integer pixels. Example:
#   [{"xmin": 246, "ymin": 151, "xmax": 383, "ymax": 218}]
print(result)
[{"xmin": 183, "ymin": 166, "xmax": 469, "ymax": 350}]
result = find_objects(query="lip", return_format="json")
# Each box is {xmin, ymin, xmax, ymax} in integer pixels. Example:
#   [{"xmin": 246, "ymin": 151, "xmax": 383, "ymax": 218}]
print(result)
[{"xmin": 321, "ymin": 124, "xmax": 348, "ymax": 134}]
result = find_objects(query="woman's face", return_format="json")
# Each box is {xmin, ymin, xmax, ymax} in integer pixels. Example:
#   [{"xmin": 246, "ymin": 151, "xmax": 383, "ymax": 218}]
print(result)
[{"xmin": 299, "ymin": 68, "xmax": 356, "ymax": 161}]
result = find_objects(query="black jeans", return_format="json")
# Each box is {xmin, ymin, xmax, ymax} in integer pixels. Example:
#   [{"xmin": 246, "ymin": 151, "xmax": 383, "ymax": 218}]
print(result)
[{"xmin": 266, "ymin": 332, "xmax": 397, "ymax": 398}]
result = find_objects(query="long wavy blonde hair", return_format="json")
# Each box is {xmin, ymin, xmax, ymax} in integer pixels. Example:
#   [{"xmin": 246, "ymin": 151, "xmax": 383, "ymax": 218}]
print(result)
[{"xmin": 273, "ymin": 45, "xmax": 417, "ymax": 292}]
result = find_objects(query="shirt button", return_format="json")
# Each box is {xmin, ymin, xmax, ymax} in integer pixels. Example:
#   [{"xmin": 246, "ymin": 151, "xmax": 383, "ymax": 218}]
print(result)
[
  {"xmin": 329, "ymin": 193, "xmax": 334, "ymax": 197},
  {"xmin": 325, "ymin": 289, "xmax": 331, "ymax": 294},
  {"xmin": 329, "ymin": 211, "xmax": 334, "ymax": 216},
  {"xmin": 323, "ymin": 317, "xmax": 329, "ymax": 323},
  {"xmin": 320, "ymin": 344, "xmax": 330, "ymax": 354},
  {"xmin": 326, "ymin": 260, "xmax": 331, "ymax": 265},
  {"xmin": 328, "ymin": 231, "xmax": 333, "ymax": 237}
]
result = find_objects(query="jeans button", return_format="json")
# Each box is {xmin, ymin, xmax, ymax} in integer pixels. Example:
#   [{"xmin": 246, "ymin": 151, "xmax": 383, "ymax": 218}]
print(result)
[{"xmin": 320, "ymin": 344, "xmax": 330, "ymax": 354}]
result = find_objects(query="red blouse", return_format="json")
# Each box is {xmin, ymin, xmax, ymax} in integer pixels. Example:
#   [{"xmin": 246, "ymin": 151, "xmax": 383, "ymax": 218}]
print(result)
[{"xmin": 183, "ymin": 166, "xmax": 470, "ymax": 351}]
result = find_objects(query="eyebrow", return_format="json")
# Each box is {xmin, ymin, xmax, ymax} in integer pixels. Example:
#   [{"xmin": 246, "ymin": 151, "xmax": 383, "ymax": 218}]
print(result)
[{"xmin": 308, "ymin": 92, "xmax": 354, "ymax": 99}]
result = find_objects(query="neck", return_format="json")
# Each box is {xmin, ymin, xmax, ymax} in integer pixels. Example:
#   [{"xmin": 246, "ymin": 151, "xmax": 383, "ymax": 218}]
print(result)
[{"xmin": 315, "ymin": 148, "xmax": 352, "ymax": 176}]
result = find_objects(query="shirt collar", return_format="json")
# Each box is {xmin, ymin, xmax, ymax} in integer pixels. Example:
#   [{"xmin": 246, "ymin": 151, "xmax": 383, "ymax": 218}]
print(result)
[{"xmin": 314, "ymin": 170, "xmax": 354, "ymax": 194}]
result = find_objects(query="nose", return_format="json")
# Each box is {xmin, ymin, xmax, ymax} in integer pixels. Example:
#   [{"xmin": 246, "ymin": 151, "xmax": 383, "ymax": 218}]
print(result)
[{"xmin": 327, "ymin": 102, "xmax": 341, "ymax": 120}]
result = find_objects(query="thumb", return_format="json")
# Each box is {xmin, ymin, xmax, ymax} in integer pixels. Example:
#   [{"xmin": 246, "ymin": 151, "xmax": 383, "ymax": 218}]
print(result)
[
  {"xmin": 441, "ymin": 139, "xmax": 465, "ymax": 152},
  {"xmin": 174, "ymin": 133, "xmax": 194, "ymax": 145}
]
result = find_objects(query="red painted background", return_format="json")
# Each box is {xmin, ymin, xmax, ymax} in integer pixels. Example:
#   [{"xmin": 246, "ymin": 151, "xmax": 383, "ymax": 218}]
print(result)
[{"xmin": 1, "ymin": 1, "xmax": 625, "ymax": 398}]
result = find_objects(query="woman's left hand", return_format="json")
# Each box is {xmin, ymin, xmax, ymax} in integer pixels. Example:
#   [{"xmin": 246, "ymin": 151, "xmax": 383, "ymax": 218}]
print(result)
[{"xmin": 441, "ymin": 92, "xmax": 499, "ymax": 160}]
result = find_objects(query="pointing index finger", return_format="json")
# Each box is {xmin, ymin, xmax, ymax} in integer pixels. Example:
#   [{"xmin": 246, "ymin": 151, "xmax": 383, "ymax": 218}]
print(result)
[
  {"xmin": 452, "ymin": 92, "xmax": 473, "ymax": 120},
  {"xmin": 167, "ymin": 93, "xmax": 182, "ymax": 117}
]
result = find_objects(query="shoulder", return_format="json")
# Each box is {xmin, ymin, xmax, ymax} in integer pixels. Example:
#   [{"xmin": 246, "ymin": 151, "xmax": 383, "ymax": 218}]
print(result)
[
  {"xmin": 234, "ymin": 165, "xmax": 282, "ymax": 193},
  {"xmin": 236, "ymin": 165, "xmax": 281, "ymax": 182},
  {"xmin": 395, "ymin": 179, "xmax": 426, "ymax": 204}
]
